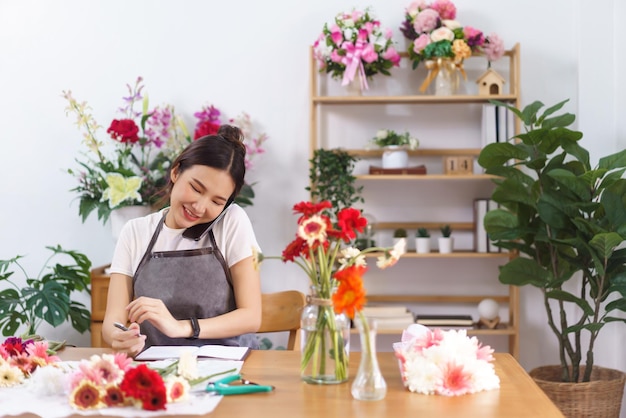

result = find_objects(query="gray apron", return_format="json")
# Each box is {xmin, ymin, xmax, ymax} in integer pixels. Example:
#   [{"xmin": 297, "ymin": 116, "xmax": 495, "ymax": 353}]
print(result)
[{"xmin": 133, "ymin": 212, "xmax": 239, "ymax": 348}]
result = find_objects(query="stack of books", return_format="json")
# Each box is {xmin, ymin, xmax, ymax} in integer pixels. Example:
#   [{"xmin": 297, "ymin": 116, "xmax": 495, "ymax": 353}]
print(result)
[
  {"xmin": 361, "ymin": 305, "xmax": 415, "ymax": 330},
  {"xmin": 415, "ymin": 314, "xmax": 475, "ymax": 329}
]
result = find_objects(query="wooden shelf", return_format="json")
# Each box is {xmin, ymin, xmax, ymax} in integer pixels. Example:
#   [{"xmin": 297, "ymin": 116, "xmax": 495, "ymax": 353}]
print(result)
[
  {"xmin": 312, "ymin": 94, "xmax": 518, "ymax": 105},
  {"xmin": 309, "ymin": 43, "xmax": 522, "ymax": 358},
  {"xmin": 353, "ymin": 325, "xmax": 517, "ymax": 336},
  {"xmin": 365, "ymin": 251, "xmax": 509, "ymax": 259},
  {"xmin": 356, "ymin": 174, "xmax": 496, "ymax": 180},
  {"xmin": 347, "ymin": 148, "xmax": 483, "ymax": 158}
]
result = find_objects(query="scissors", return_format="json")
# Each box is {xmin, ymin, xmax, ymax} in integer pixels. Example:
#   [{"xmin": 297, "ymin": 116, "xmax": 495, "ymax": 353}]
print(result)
[{"xmin": 205, "ymin": 374, "xmax": 274, "ymax": 395}]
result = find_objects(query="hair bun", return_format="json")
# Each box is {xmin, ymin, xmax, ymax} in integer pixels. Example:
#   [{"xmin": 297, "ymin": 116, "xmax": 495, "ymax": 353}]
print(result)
[{"xmin": 218, "ymin": 124, "xmax": 244, "ymax": 144}]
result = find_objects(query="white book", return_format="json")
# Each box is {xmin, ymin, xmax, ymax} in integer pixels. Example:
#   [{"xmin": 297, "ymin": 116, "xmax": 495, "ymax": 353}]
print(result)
[
  {"xmin": 481, "ymin": 104, "xmax": 498, "ymax": 148},
  {"xmin": 370, "ymin": 316, "xmax": 415, "ymax": 329},
  {"xmin": 474, "ymin": 199, "xmax": 488, "ymax": 253},
  {"xmin": 361, "ymin": 305, "xmax": 410, "ymax": 317},
  {"xmin": 496, "ymin": 106, "xmax": 509, "ymax": 143},
  {"xmin": 135, "ymin": 345, "xmax": 250, "ymax": 361}
]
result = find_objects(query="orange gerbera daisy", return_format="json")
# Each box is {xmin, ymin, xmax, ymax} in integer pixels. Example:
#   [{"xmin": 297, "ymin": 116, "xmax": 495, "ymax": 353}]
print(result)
[{"xmin": 332, "ymin": 265, "xmax": 367, "ymax": 318}]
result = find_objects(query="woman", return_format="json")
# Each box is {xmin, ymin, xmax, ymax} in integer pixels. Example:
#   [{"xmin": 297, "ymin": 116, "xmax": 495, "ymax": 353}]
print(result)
[{"xmin": 102, "ymin": 125, "xmax": 262, "ymax": 356}]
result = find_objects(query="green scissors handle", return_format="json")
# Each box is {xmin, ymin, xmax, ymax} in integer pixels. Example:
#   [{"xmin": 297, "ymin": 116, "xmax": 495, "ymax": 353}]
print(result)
[{"xmin": 206, "ymin": 374, "xmax": 274, "ymax": 395}]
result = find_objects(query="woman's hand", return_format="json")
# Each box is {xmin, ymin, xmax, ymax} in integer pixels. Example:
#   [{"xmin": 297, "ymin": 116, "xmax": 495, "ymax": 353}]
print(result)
[
  {"xmin": 127, "ymin": 296, "xmax": 189, "ymax": 338},
  {"xmin": 110, "ymin": 322, "xmax": 146, "ymax": 356}
]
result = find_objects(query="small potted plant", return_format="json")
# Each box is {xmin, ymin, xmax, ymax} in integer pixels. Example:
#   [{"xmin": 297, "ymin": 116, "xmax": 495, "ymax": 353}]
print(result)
[
  {"xmin": 415, "ymin": 228, "xmax": 431, "ymax": 254},
  {"xmin": 438, "ymin": 224, "xmax": 453, "ymax": 253},
  {"xmin": 370, "ymin": 129, "xmax": 420, "ymax": 169},
  {"xmin": 393, "ymin": 228, "xmax": 408, "ymax": 247}
]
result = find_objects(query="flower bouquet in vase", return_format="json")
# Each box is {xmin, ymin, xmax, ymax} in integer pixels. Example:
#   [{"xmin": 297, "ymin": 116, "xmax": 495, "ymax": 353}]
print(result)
[
  {"xmin": 400, "ymin": 0, "xmax": 505, "ymax": 95},
  {"xmin": 261, "ymin": 201, "xmax": 406, "ymax": 385},
  {"xmin": 313, "ymin": 8, "xmax": 401, "ymax": 94}
]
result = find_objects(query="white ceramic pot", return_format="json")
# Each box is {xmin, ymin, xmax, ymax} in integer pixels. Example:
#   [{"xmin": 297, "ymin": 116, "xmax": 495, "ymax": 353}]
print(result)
[
  {"xmin": 381, "ymin": 146, "xmax": 409, "ymax": 169},
  {"xmin": 415, "ymin": 237, "xmax": 431, "ymax": 254},
  {"xmin": 438, "ymin": 237, "xmax": 454, "ymax": 254},
  {"xmin": 110, "ymin": 205, "xmax": 153, "ymax": 242}
]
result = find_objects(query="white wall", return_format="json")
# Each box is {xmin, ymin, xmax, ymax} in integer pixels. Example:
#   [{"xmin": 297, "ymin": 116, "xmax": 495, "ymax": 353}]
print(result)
[{"xmin": 0, "ymin": 0, "xmax": 623, "ymax": 411}]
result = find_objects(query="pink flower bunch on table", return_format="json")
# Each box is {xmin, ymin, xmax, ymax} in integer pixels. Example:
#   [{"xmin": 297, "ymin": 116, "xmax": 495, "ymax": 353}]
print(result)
[
  {"xmin": 313, "ymin": 7, "xmax": 401, "ymax": 90},
  {"xmin": 393, "ymin": 324, "xmax": 500, "ymax": 396},
  {"xmin": 0, "ymin": 337, "xmax": 60, "ymax": 387},
  {"xmin": 400, "ymin": 0, "xmax": 505, "ymax": 69}
]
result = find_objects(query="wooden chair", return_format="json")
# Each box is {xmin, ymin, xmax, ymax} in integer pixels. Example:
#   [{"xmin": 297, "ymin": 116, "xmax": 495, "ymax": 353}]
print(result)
[{"xmin": 258, "ymin": 290, "xmax": 306, "ymax": 350}]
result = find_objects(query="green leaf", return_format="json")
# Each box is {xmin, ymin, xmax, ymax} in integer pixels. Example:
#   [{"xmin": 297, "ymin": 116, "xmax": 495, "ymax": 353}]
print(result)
[
  {"xmin": 23, "ymin": 281, "xmax": 70, "ymax": 328},
  {"xmin": 546, "ymin": 289, "xmax": 594, "ymax": 316},
  {"xmin": 599, "ymin": 148, "xmax": 626, "ymax": 171},
  {"xmin": 478, "ymin": 142, "xmax": 528, "ymax": 169},
  {"xmin": 536, "ymin": 99, "xmax": 570, "ymax": 125},
  {"xmin": 484, "ymin": 209, "xmax": 520, "ymax": 240},
  {"xmin": 546, "ymin": 168, "xmax": 590, "ymax": 201},
  {"xmin": 589, "ymin": 232, "xmax": 623, "ymax": 259},
  {"xmin": 499, "ymin": 257, "xmax": 550, "ymax": 288},
  {"xmin": 520, "ymin": 100, "xmax": 545, "ymax": 127}
]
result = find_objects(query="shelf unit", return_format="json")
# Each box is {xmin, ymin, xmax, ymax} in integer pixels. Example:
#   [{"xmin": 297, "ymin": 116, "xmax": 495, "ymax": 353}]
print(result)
[{"xmin": 309, "ymin": 44, "xmax": 521, "ymax": 358}]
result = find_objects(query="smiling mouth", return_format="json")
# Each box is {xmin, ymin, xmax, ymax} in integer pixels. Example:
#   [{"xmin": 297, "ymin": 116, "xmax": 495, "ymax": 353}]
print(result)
[{"xmin": 183, "ymin": 206, "xmax": 200, "ymax": 221}]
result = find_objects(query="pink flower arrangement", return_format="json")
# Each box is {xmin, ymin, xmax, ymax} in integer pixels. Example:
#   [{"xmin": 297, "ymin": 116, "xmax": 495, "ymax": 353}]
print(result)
[
  {"xmin": 313, "ymin": 7, "xmax": 401, "ymax": 90},
  {"xmin": 0, "ymin": 337, "xmax": 60, "ymax": 387},
  {"xmin": 393, "ymin": 324, "xmax": 500, "ymax": 396},
  {"xmin": 400, "ymin": 0, "xmax": 505, "ymax": 69}
]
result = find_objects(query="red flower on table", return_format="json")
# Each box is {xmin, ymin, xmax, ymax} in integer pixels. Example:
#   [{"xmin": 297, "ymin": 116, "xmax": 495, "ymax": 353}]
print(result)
[
  {"xmin": 120, "ymin": 364, "xmax": 167, "ymax": 411},
  {"xmin": 107, "ymin": 119, "xmax": 140, "ymax": 143},
  {"xmin": 332, "ymin": 265, "xmax": 367, "ymax": 319}
]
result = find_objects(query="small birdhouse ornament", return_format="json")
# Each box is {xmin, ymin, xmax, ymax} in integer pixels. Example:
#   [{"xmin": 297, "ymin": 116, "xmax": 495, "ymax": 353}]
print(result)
[{"xmin": 476, "ymin": 68, "xmax": 506, "ymax": 95}]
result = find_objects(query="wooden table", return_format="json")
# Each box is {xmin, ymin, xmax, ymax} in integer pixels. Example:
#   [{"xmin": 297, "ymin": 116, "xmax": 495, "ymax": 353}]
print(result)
[{"xmin": 49, "ymin": 348, "xmax": 563, "ymax": 418}]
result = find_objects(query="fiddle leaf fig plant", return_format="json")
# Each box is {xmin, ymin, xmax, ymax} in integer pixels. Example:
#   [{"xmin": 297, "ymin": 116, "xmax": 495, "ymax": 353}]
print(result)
[
  {"xmin": 0, "ymin": 245, "xmax": 92, "ymax": 337},
  {"xmin": 478, "ymin": 99, "xmax": 626, "ymax": 383}
]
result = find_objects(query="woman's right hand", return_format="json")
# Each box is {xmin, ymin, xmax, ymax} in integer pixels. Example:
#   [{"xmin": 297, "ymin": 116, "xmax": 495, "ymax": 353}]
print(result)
[{"xmin": 110, "ymin": 322, "xmax": 146, "ymax": 357}]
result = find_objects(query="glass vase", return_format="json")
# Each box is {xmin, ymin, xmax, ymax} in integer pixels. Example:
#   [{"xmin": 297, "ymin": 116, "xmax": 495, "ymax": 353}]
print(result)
[
  {"xmin": 300, "ymin": 286, "xmax": 350, "ymax": 384},
  {"xmin": 351, "ymin": 315, "xmax": 387, "ymax": 400}
]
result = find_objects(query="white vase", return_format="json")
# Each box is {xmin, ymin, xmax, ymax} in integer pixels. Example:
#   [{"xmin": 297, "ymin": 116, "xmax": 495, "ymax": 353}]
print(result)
[
  {"xmin": 110, "ymin": 205, "xmax": 153, "ymax": 242},
  {"xmin": 381, "ymin": 146, "xmax": 409, "ymax": 169},
  {"xmin": 438, "ymin": 237, "xmax": 454, "ymax": 254},
  {"xmin": 415, "ymin": 237, "xmax": 431, "ymax": 254}
]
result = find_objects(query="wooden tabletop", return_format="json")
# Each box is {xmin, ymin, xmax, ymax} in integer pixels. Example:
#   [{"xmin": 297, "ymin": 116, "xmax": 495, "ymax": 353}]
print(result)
[{"xmin": 50, "ymin": 347, "xmax": 563, "ymax": 418}]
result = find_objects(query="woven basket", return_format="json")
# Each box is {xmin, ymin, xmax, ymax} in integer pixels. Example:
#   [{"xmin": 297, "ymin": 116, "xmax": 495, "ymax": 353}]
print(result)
[{"xmin": 529, "ymin": 365, "xmax": 626, "ymax": 418}]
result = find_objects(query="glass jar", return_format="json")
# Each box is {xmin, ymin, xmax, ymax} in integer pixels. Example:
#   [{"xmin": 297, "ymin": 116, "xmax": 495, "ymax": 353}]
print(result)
[{"xmin": 300, "ymin": 286, "xmax": 350, "ymax": 384}]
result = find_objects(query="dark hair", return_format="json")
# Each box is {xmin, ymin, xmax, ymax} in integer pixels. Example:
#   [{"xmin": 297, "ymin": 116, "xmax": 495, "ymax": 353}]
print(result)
[{"xmin": 159, "ymin": 124, "xmax": 247, "ymax": 206}]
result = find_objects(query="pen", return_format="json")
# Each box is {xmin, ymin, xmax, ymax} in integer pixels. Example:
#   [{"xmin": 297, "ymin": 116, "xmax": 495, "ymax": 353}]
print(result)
[{"xmin": 113, "ymin": 322, "xmax": 129, "ymax": 331}]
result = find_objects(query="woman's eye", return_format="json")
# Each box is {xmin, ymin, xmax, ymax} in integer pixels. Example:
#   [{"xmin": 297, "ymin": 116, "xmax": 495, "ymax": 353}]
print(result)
[{"xmin": 190, "ymin": 184, "xmax": 200, "ymax": 193}]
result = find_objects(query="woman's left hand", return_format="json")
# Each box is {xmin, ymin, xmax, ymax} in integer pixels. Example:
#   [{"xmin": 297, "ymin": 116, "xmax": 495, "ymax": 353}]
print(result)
[{"xmin": 126, "ymin": 296, "xmax": 188, "ymax": 338}]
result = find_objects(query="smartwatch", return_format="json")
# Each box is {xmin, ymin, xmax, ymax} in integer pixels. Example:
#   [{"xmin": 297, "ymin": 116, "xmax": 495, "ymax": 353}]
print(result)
[{"xmin": 188, "ymin": 317, "xmax": 200, "ymax": 339}]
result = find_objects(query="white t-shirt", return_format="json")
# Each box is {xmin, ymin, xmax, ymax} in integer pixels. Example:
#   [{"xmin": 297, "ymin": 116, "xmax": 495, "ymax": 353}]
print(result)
[{"xmin": 109, "ymin": 205, "xmax": 260, "ymax": 278}]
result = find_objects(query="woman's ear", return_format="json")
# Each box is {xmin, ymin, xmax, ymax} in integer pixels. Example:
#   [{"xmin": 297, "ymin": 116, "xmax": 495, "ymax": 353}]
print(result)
[{"xmin": 170, "ymin": 164, "xmax": 180, "ymax": 183}]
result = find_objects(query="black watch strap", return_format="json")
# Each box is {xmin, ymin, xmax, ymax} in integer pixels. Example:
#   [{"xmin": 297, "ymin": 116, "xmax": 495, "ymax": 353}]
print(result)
[{"xmin": 188, "ymin": 317, "xmax": 200, "ymax": 339}]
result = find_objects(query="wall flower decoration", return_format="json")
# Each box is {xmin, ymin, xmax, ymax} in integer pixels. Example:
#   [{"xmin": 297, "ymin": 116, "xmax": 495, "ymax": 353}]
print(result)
[{"xmin": 63, "ymin": 77, "xmax": 269, "ymax": 225}]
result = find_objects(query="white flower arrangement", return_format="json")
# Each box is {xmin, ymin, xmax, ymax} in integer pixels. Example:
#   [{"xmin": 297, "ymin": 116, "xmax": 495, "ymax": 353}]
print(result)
[{"xmin": 393, "ymin": 324, "xmax": 500, "ymax": 396}]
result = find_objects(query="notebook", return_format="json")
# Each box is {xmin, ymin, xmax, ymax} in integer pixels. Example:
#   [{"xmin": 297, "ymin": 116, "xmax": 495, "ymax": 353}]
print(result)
[{"xmin": 135, "ymin": 345, "xmax": 250, "ymax": 361}]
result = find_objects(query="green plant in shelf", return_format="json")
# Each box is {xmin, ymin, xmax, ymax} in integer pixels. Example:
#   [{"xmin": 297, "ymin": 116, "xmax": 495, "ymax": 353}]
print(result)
[
  {"xmin": 416, "ymin": 227, "xmax": 430, "ymax": 238},
  {"xmin": 394, "ymin": 228, "xmax": 408, "ymax": 238},
  {"xmin": 440, "ymin": 225, "xmax": 452, "ymax": 237},
  {"xmin": 306, "ymin": 148, "xmax": 364, "ymax": 219}
]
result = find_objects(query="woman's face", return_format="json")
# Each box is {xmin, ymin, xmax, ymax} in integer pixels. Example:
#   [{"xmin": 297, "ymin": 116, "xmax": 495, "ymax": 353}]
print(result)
[{"xmin": 166, "ymin": 164, "xmax": 235, "ymax": 229}]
